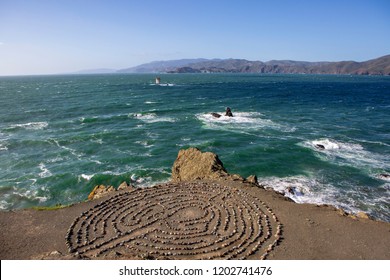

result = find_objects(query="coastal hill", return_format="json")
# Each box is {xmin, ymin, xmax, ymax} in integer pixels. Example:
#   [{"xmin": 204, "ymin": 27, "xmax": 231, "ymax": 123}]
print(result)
[
  {"xmin": 117, "ymin": 55, "xmax": 390, "ymax": 75},
  {"xmin": 117, "ymin": 58, "xmax": 210, "ymax": 73}
]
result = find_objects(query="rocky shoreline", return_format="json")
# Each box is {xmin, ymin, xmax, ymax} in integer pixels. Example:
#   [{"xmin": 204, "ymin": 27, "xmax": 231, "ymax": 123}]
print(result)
[{"xmin": 1, "ymin": 147, "xmax": 389, "ymax": 260}]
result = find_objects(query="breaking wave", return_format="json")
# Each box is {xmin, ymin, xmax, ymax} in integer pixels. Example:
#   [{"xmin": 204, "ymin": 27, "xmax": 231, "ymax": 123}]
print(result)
[
  {"xmin": 301, "ymin": 138, "xmax": 390, "ymax": 172},
  {"xmin": 258, "ymin": 175, "xmax": 390, "ymax": 221},
  {"xmin": 7, "ymin": 121, "xmax": 48, "ymax": 130},
  {"xmin": 132, "ymin": 113, "xmax": 176, "ymax": 123},
  {"xmin": 0, "ymin": 185, "xmax": 49, "ymax": 210},
  {"xmin": 196, "ymin": 112, "xmax": 294, "ymax": 132}
]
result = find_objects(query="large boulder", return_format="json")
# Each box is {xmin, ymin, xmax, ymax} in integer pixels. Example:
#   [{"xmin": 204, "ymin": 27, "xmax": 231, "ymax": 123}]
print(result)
[{"xmin": 171, "ymin": 147, "xmax": 229, "ymax": 182}]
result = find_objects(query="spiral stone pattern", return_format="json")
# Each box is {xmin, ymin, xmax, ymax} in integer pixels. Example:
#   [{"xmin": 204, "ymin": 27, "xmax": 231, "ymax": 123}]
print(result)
[{"xmin": 66, "ymin": 182, "xmax": 282, "ymax": 260}]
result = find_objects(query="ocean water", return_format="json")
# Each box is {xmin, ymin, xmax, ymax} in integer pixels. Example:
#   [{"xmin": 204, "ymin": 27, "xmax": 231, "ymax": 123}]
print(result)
[{"xmin": 0, "ymin": 74, "xmax": 389, "ymax": 222}]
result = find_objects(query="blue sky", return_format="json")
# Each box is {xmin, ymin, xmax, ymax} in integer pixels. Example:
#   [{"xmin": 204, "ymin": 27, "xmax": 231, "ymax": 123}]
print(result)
[{"xmin": 0, "ymin": 0, "xmax": 389, "ymax": 75}]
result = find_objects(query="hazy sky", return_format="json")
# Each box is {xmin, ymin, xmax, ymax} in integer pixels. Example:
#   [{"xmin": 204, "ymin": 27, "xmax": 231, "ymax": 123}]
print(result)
[{"xmin": 0, "ymin": 0, "xmax": 389, "ymax": 75}]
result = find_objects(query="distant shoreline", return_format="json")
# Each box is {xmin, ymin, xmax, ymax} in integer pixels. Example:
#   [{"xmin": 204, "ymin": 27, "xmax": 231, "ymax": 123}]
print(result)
[{"xmin": 1, "ymin": 54, "xmax": 389, "ymax": 77}]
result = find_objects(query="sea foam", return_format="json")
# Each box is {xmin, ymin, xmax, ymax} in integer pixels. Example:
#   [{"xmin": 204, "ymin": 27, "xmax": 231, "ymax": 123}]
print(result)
[
  {"xmin": 301, "ymin": 138, "xmax": 390, "ymax": 171},
  {"xmin": 38, "ymin": 163, "xmax": 52, "ymax": 178},
  {"xmin": 258, "ymin": 175, "xmax": 377, "ymax": 217},
  {"xmin": 9, "ymin": 121, "xmax": 48, "ymax": 130},
  {"xmin": 196, "ymin": 112, "xmax": 294, "ymax": 132},
  {"xmin": 132, "ymin": 113, "xmax": 176, "ymax": 123}
]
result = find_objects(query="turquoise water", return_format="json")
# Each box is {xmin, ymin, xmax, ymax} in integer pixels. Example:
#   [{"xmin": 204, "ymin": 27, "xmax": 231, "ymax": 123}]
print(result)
[{"xmin": 0, "ymin": 74, "xmax": 389, "ymax": 221}]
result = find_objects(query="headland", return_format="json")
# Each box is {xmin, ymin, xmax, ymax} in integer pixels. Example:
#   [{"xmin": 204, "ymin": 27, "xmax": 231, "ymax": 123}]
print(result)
[{"xmin": 0, "ymin": 148, "xmax": 389, "ymax": 260}]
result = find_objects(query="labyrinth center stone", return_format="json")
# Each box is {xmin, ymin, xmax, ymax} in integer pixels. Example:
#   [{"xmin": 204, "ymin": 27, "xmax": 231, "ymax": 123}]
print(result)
[{"xmin": 66, "ymin": 182, "xmax": 282, "ymax": 260}]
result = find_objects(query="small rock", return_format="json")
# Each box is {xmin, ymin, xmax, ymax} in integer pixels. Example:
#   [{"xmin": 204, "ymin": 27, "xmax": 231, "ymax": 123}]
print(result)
[
  {"xmin": 356, "ymin": 211, "xmax": 370, "ymax": 219},
  {"xmin": 246, "ymin": 175, "xmax": 258, "ymax": 185},
  {"xmin": 337, "ymin": 208, "xmax": 347, "ymax": 216},
  {"xmin": 378, "ymin": 173, "xmax": 390, "ymax": 181},
  {"xmin": 286, "ymin": 186, "xmax": 294, "ymax": 194},
  {"xmin": 315, "ymin": 144, "xmax": 325, "ymax": 150},
  {"xmin": 88, "ymin": 184, "xmax": 116, "ymax": 200},
  {"xmin": 117, "ymin": 181, "xmax": 134, "ymax": 191}
]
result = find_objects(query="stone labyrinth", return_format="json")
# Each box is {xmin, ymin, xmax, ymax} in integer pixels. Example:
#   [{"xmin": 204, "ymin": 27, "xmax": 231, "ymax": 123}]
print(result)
[{"xmin": 66, "ymin": 182, "xmax": 282, "ymax": 260}]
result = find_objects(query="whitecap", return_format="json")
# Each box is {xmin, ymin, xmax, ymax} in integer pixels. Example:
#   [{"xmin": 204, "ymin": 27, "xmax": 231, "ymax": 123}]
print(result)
[
  {"xmin": 301, "ymin": 138, "xmax": 389, "ymax": 171},
  {"xmin": 38, "ymin": 163, "xmax": 52, "ymax": 178},
  {"xmin": 377, "ymin": 173, "xmax": 390, "ymax": 182},
  {"xmin": 80, "ymin": 174, "xmax": 94, "ymax": 181},
  {"xmin": 9, "ymin": 121, "xmax": 48, "ymax": 130},
  {"xmin": 259, "ymin": 176, "xmax": 338, "ymax": 205},
  {"xmin": 130, "ymin": 174, "xmax": 144, "ymax": 183},
  {"xmin": 196, "ymin": 111, "xmax": 292, "ymax": 132},
  {"xmin": 0, "ymin": 186, "xmax": 48, "ymax": 210},
  {"xmin": 0, "ymin": 143, "xmax": 8, "ymax": 151},
  {"xmin": 135, "ymin": 140, "xmax": 154, "ymax": 148},
  {"xmin": 258, "ymin": 175, "xmax": 373, "ymax": 217},
  {"xmin": 132, "ymin": 113, "xmax": 176, "ymax": 123},
  {"xmin": 49, "ymin": 139, "xmax": 83, "ymax": 159}
]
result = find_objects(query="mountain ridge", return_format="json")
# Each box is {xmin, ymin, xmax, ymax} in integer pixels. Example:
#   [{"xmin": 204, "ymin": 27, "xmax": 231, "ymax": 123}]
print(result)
[{"xmin": 117, "ymin": 55, "xmax": 390, "ymax": 75}]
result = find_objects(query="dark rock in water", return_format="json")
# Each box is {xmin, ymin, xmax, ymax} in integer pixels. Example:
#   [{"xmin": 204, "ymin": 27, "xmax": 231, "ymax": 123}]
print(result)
[
  {"xmin": 211, "ymin": 112, "xmax": 222, "ymax": 118},
  {"xmin": 286, "ymin": 186, "xmax": 295, "ymax": 195},
  {"xmin": 225, "ymin": 107, "xmax": 233, "ymax": 117},
  {"xmin": 378, "ymin": 173, "xmax": 390, "ymax": 180},
  {"xmin": 315, "ymin": 144, "xmax": 325, "ymax": 150}
]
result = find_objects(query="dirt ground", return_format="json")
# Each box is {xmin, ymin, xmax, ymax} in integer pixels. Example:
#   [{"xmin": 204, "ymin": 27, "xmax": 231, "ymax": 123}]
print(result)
[{"xmin": 1, "ymin": 179, "xmax": 389, "ymax": 260}]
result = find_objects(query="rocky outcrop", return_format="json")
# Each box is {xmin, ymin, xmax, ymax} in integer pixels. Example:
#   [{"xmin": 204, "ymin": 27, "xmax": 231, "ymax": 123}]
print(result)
[
  {"xmin": 171, "ymin": 147, "xmax": 229, "ymax": 182},
  {"xmin": 88, "ymin": 181, "xmax": 135, "ymax": 200},
  {"xmin": 246, "ymin": 175, "xmax": 258, "ymax": 185},
  {"xmin": 117, "ymin": 181, "xmax": 135, "ymax": 191},
  {"xmin": 88, "ymin": 185, "xmax": 116, "ymax": 200},
  {"xmin": 171, "ymin": 147, "xmax": 259, "ymax": 186},
  {"xmin": 355, "ymin": 211, "xmax": 371, "ymax": 220}
]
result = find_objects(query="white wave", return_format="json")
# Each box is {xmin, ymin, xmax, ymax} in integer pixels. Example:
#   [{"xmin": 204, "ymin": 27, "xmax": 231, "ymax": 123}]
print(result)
[
  {"xmin": 135, "ymin": 140, "xmax": 154, "ymax": 148},
  {"xmin": 301, "ymin": 138, "xmax": 389, "ymax": 171},
  {"xmin": 0, "ymin": 143, "xmax": 8, "ymax": 151},
  {"xmin": 79, "ymin": 174, "xmax": 94, "ymax": 181},
  {"xmin": 49, "ymin": 139, "xmax": 83, "ymax": 159},
  {"xmin": 196, "ymin": 112, "xmax": 293, "ymax": 132},
  {"xmin": 38, "ymin": 163, "xmax": 52, "ymax": 178},
  {"xmin": 144, "ymin": 101, "xmax": 158, "ymax": 104},
  {"xmin": 258, "ymin": 175, "xmax": 373, "ymax": 216},
  {"xmin": 47, "ymin": 156, "xmax": 64, "ymax": 163},
  {"xmin": 90, "ymin": 138, "xmax": 103, "ymax": 144},
  {"xmin": 377, "ymin": 173, "xmax": 390, "ymax": 182},
  {"xmin": 0, "ymin": 186, "xmax": 48, "ymax": 210},
  {"xmin": 132, "ymin": 113, "xmax": 176, "ymax": 123},
  {"xmin": 131, "ymin": 174, "xmax": 144, "ymax": 183},
  {"xmin": 259, "ymin": 176, "xmax": 338, "ymax": 205},
  {"xmin": 9, "ymin": 121, "xmax": 48, "ymax": 130}
]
